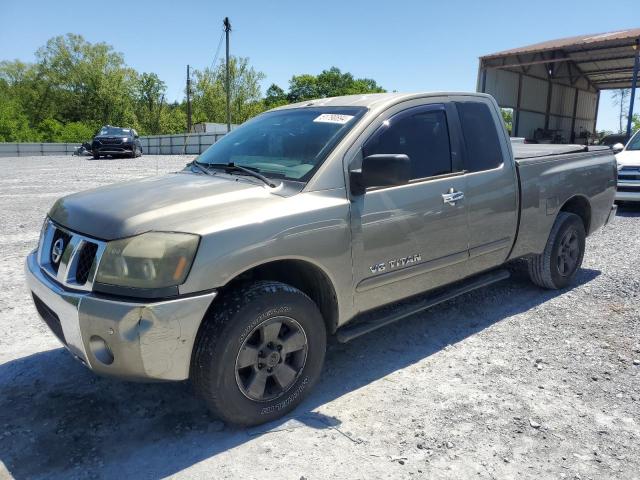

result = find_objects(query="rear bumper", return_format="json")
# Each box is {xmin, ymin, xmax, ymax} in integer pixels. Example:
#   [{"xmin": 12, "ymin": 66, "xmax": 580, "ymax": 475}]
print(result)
[{"xmin": 25, "ymin": 250, "xmax": 216, "ymax": 381}]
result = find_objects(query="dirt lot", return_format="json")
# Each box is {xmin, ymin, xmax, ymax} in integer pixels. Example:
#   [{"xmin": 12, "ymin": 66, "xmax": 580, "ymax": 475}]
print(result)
[{"xmin": 0, "ymin": 155, "xmax": 638, "ymax": 480}]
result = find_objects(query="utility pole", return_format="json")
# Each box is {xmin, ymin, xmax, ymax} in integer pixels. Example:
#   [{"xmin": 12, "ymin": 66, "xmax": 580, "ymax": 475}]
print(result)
[
  {"xmin": 186, "ymin": 64, "xmax": 192, "ymax": 133},
  {"xmin": 626, "ymin": 40, "xmax": 639, "ymax": 139},
  {"xmin": 224, "ymin": 17, "xmax": 232, "ymax": 133},
  {"xmin": 156, "ymin": 94, "xmax": 165, "ymax": 134}
]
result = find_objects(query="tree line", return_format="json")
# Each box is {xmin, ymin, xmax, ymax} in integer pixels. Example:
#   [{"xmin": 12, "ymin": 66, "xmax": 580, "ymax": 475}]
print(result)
[{"xmin": 0, "ymin": 34, "xmax": 386, "ymax": 143}]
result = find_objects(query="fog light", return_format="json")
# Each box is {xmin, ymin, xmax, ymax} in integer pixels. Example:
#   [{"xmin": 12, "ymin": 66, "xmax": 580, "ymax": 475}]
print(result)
[{"xmin": 89, "ymin": 335, "xmax": 114, "ymax": 365}]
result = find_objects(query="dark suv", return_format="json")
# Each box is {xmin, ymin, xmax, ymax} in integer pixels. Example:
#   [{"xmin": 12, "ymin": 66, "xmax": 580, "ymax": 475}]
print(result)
[{"xmin": 92, "ymin": 126, "xmax": 143, "ymax": 159}]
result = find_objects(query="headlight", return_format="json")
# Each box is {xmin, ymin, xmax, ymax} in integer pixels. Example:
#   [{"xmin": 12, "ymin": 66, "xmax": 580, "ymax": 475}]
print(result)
[
  {"xmin": 122, "ymin": 137, "xmax": 130, "ymax": 142},
  {"xmin": 95, "ymin": 232, "xmax": 199, "ymax": 289}
]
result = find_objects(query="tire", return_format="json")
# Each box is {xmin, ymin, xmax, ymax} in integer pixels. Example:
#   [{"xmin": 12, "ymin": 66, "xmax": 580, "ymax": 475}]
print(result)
[
  {"xmin": 527, "ymin": 212, "xmax": 586, "ymax": 289},
  {"xmin": 92, "ymin": 152, "xmax": 100, "ymax": 159},
  {"xmin": 129, "ymin": 146, "xmax": 137, "ymax": 158},
  {"xmin": 191, "ymin": 281, "xmax": 327, "ymax": 426}
]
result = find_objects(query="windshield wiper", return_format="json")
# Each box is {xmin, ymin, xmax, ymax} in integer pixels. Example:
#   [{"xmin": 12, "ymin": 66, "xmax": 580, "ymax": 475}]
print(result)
[
  {"xmin": 189, "ymin": 160, "xmax": 214, "ymax": 176},
  {"xmin": 205, "ymin": 162, "xmax": 277, "ymax": 188}
]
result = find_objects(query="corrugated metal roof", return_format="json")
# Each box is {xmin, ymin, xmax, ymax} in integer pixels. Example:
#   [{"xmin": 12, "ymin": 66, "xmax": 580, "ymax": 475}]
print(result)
[
  {"xmin": 480, "ymin": 28, "xmax": 640, "ymax": 90},
  {"xmin": 482, "ymin": 28, "xmax": 640, "ymax": 59}
]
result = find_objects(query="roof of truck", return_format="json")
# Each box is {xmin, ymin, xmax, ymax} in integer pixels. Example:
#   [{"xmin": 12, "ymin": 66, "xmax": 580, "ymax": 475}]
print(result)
[{"xmin": 274, "ymin": 92, "xmax": 492, "ymax": 110}]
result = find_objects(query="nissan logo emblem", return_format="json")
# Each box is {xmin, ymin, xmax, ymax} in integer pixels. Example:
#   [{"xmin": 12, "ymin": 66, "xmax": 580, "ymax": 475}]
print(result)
[{"xmin": 51, "ymin": 238, "xmax": 65, "ymax": 264}]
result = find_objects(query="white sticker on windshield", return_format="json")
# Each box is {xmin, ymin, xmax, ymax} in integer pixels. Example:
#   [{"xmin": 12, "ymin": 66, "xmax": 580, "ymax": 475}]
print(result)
[{"xmin": 313, "ymin": 113, "xmax": 354, "ymax": 124}]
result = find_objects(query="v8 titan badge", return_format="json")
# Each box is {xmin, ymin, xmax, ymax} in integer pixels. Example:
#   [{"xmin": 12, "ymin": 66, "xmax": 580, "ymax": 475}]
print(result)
[{"xmin": 370, "ymin": 254, "xmax": 421, "ymax": 274}]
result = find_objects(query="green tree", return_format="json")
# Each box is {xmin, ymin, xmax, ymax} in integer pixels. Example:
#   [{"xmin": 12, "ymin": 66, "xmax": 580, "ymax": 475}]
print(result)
[
  {"xmin": 264, "ymin": 84, "xmax": 288, "ymax": 108},
  {"xmin": 191, "ymin": 56, "xmax": 266, "ymax": 125},
  {"xmin": 0, "ymin": 82, "xmax": 31, "ymax": 141},
  {"xmin": 59, "ymin": 122, "xmax": 96, "ymax": 142},
  {"xmin": 287, "ymin": 67, "xmax": 385, "ymax": 102},
  {"xmin": 500, "ymin": 108, "xmax": 513, "ymax": 135},
  {"xmin": 133, "ymin": 72, "xmax": 167, "ymax": 134}
]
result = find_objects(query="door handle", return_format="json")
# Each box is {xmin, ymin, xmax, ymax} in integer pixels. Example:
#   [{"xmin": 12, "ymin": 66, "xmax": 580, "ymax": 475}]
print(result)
[{"xmin": 442, "ymin": 188, "xmax": 464, "ymax": 205}]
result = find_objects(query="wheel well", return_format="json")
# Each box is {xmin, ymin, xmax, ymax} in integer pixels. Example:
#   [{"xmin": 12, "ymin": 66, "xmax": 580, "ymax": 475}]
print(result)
[
  {"xmin": 219, "ymin": 260, "xmax": 339, "ymax": 334},
  {"xmin": 560, "ymin": 196, "xmax": 591, "ymax": 234}
]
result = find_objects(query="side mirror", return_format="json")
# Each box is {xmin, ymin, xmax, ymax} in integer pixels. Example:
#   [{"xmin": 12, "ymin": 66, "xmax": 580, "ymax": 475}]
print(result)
[
  {"xmin": 612, "ymin": 143, "xmax": 625, "ymax": 153},
  {"xmin": 350, "ymin": 154, "xmax": 411, "ymax": 195}
]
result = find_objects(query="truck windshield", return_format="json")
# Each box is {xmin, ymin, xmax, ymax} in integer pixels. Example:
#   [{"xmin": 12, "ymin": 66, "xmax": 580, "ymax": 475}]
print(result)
[
  {"xmin": 195, "ymin": 106, "xmax": 366, "ymax": 181},
  {"xmin": 627, "ymin": 132, "xmax": 640, "ymax": 151}
]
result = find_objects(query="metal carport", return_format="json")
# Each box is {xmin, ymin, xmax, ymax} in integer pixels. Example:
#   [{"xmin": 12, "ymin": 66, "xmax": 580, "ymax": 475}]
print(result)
[{"xmin": 478, "ymin": 28, "xmax": 640, "ymax": 142}]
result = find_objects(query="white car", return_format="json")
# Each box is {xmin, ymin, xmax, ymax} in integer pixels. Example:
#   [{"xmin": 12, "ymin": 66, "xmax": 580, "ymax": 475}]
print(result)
[{"xmin": 615, "ymin": 130, "xmax": 640, "ymax": 202}]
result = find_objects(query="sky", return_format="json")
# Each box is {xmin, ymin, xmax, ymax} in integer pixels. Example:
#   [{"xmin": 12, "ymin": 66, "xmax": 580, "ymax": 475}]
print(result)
[{"xmin": 1, "ymin": 0, "xmax": 638, "ymax": 133}]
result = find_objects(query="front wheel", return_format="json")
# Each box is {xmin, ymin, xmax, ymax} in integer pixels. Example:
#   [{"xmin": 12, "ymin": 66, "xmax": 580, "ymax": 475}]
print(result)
[
  {"xmin": 191, "ymin": 281, "xmax": 327, "ymax": 426},
  {"xmin": 527, "ymin": 212, "xmax": 586, "ymax": 289}
]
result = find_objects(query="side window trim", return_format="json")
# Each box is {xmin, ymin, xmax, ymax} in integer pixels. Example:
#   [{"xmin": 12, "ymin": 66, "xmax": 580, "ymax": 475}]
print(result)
[
  {"xmin": 366, "ymin": 170, "xmax": 465, "ymax": 193},
  {"xmin": 445, "ymin": 102, "xmax": 466, "ymax": 173}
]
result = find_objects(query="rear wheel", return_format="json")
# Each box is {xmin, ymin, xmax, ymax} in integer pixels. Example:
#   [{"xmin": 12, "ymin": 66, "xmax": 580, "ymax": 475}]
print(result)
[
  {"xmin": 191, "ymin": 281, "xmax": 327, "ymax": 426},
  {"xmin": 527, "ymin": 212, "xmax": 586, "ymax": 289}
]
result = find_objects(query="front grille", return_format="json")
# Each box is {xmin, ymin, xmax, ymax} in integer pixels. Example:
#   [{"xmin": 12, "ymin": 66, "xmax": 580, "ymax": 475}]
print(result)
[
  {"xmin": 617, "ymin": 186, "xmax": 640, "ymax": 192},
  {"xmin": 619, "ymin": 174, "xmax": 640, "ymax": 181},
  {"xmin": 50, "ymin": 229, "xmax": 72, "ymax": 273},
  {"xmin": 76, "ymin": 242, "xmax": 98, "ymax": 284},
  {"xmin": 619, "ymin": 167, "xmax": 640, "ymax": 181},
  {"xmin": 100, "ymin": 137, "xmax": 122, "ymax": 145},
  {"xmin": 38, "ymin": 219, "xmax": 106, "ymax": 291},
  {"xmin": 32, "ymin": 293, "xmax": 66, "ymax": 344}
]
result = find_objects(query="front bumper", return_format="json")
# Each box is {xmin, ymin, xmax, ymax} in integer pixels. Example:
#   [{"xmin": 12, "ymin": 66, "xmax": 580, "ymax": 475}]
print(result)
[
  {"xmin": 25, "ymin": 250, "xmax": 216, "ymax": 381},
  {"xmin": 92, "ymin": 142, "xmax": 134, "ymax": 155},
  {"xmin": 616, "ymin": 169, "xmax": 640, "ymax": 201},
  {"xmin": 615, "ymin": 188, "xmax": 640, "ymax": 202}
]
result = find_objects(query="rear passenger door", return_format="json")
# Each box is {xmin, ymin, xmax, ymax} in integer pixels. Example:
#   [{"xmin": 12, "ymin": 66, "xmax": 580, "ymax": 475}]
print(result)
[
  {"xmin": 453, "ymin": 98, "xmax": 518, "ymax": 274},
  {"xmin": 349, "ymin": 102, "xmax": 470, "ymax": 313}
]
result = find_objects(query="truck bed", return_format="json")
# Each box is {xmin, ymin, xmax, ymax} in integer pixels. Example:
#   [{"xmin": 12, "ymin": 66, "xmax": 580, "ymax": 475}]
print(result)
[
  {"xmin": 511, "ymin": 143, "xmax": 610, "ymax": 160},
  {"xmin": 508, "ymin": 144, "xmax": 616, "ymax": 260}
]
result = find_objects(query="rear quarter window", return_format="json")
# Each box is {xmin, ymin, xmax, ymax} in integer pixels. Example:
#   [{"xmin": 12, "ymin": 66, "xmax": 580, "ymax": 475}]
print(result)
[{"xmin": 456, "ymin": 101, "xmax": 503, "ymax": 172}]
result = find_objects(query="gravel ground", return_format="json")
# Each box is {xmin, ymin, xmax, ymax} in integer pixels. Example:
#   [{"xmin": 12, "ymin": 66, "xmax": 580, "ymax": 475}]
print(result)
[{"xmin": 0, "ymin": 155, "xmax": 639, "ymax": 480}]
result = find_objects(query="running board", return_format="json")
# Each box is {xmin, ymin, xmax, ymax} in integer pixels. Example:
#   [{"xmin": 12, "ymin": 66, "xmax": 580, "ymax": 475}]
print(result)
[{"xmin": 336, "ymin": 269, "xmax": 511, "ymax": 343}]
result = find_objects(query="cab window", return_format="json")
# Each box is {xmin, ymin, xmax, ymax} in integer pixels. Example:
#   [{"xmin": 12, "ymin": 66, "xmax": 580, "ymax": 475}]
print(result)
[
  {"xmin": 363, "ymin": 106, "xmax": 453, "ymax": 180},
  {"xmin": 456, "ymin": 101, "xmax": 503, "ymax": 172}
]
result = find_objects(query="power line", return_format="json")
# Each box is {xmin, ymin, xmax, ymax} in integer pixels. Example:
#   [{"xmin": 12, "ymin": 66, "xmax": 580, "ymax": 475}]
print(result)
[{"xmin": 208, "ymin": 29, "xmax": 225, "ymax": 73}]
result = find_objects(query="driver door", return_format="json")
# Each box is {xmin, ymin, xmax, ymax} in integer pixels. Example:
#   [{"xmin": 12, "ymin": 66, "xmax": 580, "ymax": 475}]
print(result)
[{"xmin": 349, "ymin": 102, "xmax": 469, "ymax": 313}]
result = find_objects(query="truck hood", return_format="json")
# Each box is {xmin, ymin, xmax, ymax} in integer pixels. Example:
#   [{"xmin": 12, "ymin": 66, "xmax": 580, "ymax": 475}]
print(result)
[
  {"xmin": 615, "ymin": 150, "xmax": 640, "ymax": 167},
  {"xmin": 49, "ymin": 172, "xmax": 288, "ymax": 240}
]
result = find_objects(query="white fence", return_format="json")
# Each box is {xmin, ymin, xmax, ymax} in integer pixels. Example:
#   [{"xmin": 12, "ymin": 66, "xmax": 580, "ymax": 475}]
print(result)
[
  {"xmin": 139, "ymin": 133, "xmax": 224, "ymax": 155},
  {"xmin": 0, "ymin": 132, "xmax": 227, "ymax": 158},
  {"xmin": 0, "ymin": 142, "xmax": 79, "ymax": 157}
]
